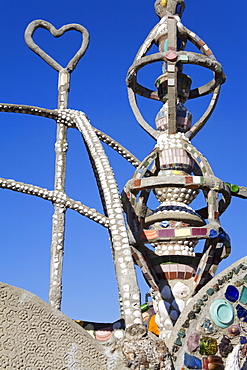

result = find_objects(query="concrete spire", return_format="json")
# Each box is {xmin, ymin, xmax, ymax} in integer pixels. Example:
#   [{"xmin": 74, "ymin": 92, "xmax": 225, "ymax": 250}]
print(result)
[{"xmin": 154, "ymin": 0, "xmax": 185, "ymax": 19}]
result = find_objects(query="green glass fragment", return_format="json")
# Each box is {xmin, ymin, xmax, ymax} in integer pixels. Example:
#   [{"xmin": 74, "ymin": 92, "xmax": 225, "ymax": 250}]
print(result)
[
  {"xmin": 199, "ymin": 337, "xmax": 218, "ymax": 356},
  {"xmin": 207, "ymin": 288, "xmax": 214, "ymax": 296},
  {"xmin": 175, "ymin": 336, "xmax": 182, "ymax": 346},
  {"xmin": 141, "ymin": 303, "xmax": 149, "ymax": 312},
  {"xmin": 227, "ymin": 271, "xmax": 233, "ymax": 280},
  {"xmin": 177, "ymin": 328, "xmax": 186, "ymax": 338},
  {"xmin": 231, "ymin": 184, "xmax": 239, "ymax": 193}
]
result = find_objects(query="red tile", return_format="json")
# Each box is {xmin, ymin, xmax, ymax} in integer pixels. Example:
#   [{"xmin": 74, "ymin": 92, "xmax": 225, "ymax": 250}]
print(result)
[
  {"xmin": 192, "ymin": 228, "xmax": 207, "ymax": 236},
  {"xmin": 178, "ymin": 271, "xmax": 185, "ymax": 279},
  {"xmin": 185, "ymin": 176, "xmax": 193, "ymax": 184},
  {"xmin": 185, "ymin": 272, "xmax": 192, "ymax": 279},
  {"xmin": 158, "ymin": 229, "xmax": 175, "ymax": 238},
  {"xmin": 134, "ymin": 179, "xmax": 141, "ymax": 187},
  {"xmin": 170, "ymin": 272, "xmax": 177, "ymax": 280},
  {"xmin": 214, "ymin": 212, "xmax": 219, "ymax": 219},
  {"xmin": 165, "ymin": 271, "xmax": 170, "ymax": 279}
]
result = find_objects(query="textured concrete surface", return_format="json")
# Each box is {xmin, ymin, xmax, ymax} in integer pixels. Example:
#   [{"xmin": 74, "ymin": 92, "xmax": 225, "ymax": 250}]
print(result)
[{"xmin": 0, "ymin": 282, "xmax": 108, "ymax": 369}]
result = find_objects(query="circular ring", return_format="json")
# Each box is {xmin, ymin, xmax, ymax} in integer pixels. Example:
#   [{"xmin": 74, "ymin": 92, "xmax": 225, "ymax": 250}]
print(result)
[
  {"xmin": 127, "ymin": 51, "xmax": 224, "ymax": 99},
  {"xmin": 127, "ymin": 51, "xmax": 225, "ymax": 138}
]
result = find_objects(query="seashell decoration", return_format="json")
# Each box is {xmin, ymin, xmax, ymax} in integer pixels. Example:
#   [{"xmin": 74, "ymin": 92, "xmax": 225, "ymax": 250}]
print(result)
[{"xmin": 172, "ymin": 281, "xmax": 191, "ymax": 299}]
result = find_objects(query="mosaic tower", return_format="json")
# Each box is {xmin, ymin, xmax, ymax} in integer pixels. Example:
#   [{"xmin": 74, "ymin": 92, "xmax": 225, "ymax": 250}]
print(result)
[{"xmin": 123, "ymin": 0, "xmax": 230, "ymax": 338}]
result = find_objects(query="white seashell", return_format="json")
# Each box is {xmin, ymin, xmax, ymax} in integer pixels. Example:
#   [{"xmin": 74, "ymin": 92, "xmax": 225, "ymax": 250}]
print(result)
[
  {"xmin": 158, "ymin": 300, "xmax": 168, "ymax": 319},
  {"xmin": 157, "ymin": 133, "xmax": 167, "ymax": 145},
  {"xmin": 155, "ymin": 313, "xmax": 161, "ymax": 327},
  {"xmin": 225, "ymin": 344, "xmax": 241, "ymax": 370},
  {"xmin": 173, "ymin": 298, "xmax": 185, "ymax": 312},
  {"xmin": 172, "ymin": 282, "xmax": 190, "ymax": 299},
  {"xmin": 114, "ymin": 330, "xmax": 124, "ymax": 339},
  {"xmin": 160, "ymin": 330, "xmax": 172, "ymax": 339},
  {"xmin": 164, "ymin": 318, "xmax": 173, "ymax": 329},
  {"xmin": 153, "ymin": 299, "xmax": 159, "ymax": 313}
]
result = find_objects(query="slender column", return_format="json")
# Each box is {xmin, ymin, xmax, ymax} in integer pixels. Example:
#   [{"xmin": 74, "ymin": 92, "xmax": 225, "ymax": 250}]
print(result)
[
  {"xmin": 49, "ymin": 69, "xmax": 70, "ymax": 309},
  {"xmin": 167, "ymin": 16, "xmax": 177, "ymax": 135}
]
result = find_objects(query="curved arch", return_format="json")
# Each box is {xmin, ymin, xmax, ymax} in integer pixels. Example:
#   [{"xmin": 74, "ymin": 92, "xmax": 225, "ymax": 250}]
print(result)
[
  {"xmin": 59, "ymin": 109, "xmax": 142, "ymax": 328},
  {"xmin": 0, "ymin": 104, "xmax": 142, "ymax": 325}
]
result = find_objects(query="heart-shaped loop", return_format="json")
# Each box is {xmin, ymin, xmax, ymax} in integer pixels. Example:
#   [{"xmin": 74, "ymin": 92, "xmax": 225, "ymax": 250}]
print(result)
[{"xmin": 24, "ymin": 20, "xmax": 90, "ymax": 73}]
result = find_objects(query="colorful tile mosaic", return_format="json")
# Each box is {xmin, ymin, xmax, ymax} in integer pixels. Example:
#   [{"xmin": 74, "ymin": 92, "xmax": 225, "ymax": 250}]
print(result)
[{"xmin": 170, "ymin": 261, "xmax": 247, "ymax": 369}]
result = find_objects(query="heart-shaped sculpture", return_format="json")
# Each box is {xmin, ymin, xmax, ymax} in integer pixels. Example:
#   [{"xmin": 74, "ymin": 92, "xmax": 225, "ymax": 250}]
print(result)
[{"xmin": 24, "ymin": 20, "xmax": 90, "ymax": 72}]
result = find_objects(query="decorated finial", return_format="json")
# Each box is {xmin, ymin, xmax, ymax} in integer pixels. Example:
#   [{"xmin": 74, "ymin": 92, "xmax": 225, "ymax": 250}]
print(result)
[{"xmin": 154, "ymin": 0, "xmax": 185, "ymax": 19}]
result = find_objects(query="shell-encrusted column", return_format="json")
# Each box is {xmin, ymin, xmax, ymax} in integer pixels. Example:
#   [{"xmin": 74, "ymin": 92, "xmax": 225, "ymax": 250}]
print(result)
[{"xmin": 125, "ymin": 0, "xmax": 227, "ymax": 340}]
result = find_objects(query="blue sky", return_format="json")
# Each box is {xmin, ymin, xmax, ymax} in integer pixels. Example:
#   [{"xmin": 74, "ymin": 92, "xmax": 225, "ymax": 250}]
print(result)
[{"xmin": 0, "ymin": 0, "xmax": 246, "ymax": 323}]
